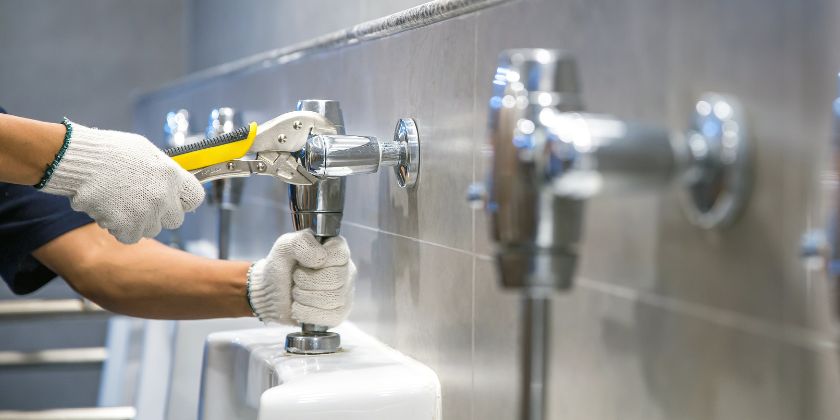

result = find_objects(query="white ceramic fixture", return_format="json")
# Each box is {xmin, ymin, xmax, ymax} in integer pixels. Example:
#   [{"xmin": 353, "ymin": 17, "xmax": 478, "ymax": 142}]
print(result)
[{"xmin": 198, "ymin": 322, "xmax": 441, "ymax": 420}]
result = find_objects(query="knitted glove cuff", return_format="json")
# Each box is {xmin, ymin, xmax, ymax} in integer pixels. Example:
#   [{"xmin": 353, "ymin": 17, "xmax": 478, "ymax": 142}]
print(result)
[
  {"xmin": 34, "ymin": 117, "xmax": 72, "ymax": 190},
  {"xmin": 41, "ymin": 122, "xmax": 112, "ymax": 196},
  {"xmin": 247, "ymin": 259, "xmax": 292, "ymax": 324}
]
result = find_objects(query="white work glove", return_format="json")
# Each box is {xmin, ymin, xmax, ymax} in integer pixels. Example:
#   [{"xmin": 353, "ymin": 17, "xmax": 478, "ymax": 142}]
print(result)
[
  {"xmin": 42, "ymin": 120, "xmax": 204, "ymax": 243},
  {"xmin": 247, "ymin": 230, "xmax": 356, "ymax": 327}
]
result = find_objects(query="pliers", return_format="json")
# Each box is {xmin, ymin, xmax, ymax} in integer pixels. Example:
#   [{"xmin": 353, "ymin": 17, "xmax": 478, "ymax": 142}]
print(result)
[{"xmin": 163, "ymin": 111, "xmax": 338, "ymax": 185}]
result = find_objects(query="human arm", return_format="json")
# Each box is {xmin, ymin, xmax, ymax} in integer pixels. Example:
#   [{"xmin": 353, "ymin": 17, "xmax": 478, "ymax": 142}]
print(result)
[
  {"xmin": 33, "ymin": 223, "xmax": 252, "ymax": 319},
  {"xmin": 32, "ymin": 223, "xmax": 354, "ymax": 324},
  {"xmin": 0, "ymin": 114, "xmax": 66, "ymax": 185}
]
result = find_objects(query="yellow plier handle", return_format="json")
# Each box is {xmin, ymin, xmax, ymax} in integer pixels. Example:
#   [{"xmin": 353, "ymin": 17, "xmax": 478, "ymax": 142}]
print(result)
[{"xmin": 164, "ymin": 121, "xmax": 259, "ymax": 171}]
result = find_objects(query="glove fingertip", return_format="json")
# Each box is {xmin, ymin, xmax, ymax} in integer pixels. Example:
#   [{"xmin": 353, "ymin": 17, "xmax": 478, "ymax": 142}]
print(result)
[
  {"xmin": 180, "ymin": 178, "xmax": 205, "ymax": 212},
  {"xmin": 112, "ymin": 229, "xmax": 140, "ymax": 245},
  {"xmin": 146, "ymin": 221, "xmax": 163, "ymax": 239},
  {"xmin": 293, "ymin": 231, "xmax": 328, "ymax": 268},
  {"xmin": 161, "ymin": 210, "xmax": 185, "ymax": 230}
]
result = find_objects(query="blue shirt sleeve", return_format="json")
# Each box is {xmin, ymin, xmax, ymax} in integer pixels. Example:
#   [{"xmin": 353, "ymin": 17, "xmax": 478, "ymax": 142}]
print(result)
[{"xmin": 0, "ymin": 183, "xmax": 94, "ymax": 294}]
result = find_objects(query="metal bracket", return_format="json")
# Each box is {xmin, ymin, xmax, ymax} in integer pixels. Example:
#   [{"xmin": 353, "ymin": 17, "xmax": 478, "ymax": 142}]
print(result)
[
  {"xmin": 189, "ymin": 151, "xmax": 316, "ymax": 185},
  {"xmin": 393, "ymin": 118, "xmax": 420, "ymax": 188}
]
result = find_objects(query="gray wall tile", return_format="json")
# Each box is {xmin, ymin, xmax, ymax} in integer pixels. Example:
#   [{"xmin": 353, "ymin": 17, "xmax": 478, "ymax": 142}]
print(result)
[
  {"xmin": 342, "ymin": 223, "xmax": 474, "ymax": 420},
  {"xmin": 0, "ymin": 0, "xmax": 188, "ymax": 130},
  {"xmin": 187, "ymin": 0, "xmax": 364, "ymax": 71},
  {"xmin": 473, "ymin": 258, "xmax": 520, "ymax": 420},
  {"xmin": 137, "ymin": 0, "xmax": 840, "ymax": 418},
  {"xmin": 340, "ymin": 16, "xmax": 479, "ymax": 251}
]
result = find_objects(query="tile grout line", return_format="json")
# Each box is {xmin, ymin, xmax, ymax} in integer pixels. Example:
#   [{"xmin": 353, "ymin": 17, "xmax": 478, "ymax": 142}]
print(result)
[
  {"xmin": 341, "ymin": 220, "xmax": 479, "ymax": 258},
  {"xmin": 577, "ymin": 277, "xmax": 840, "ymax": 352},
  {"xmin": 469, "ymin": 13, "xmax": 480, "ymax": 420},
  {"xmin": 265, "ymin": 207, "xmax": 840, "ymax": 352}
]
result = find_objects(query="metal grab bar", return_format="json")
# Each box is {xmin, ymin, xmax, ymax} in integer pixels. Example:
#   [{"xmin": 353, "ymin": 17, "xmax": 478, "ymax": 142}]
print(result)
[
  {"xmin": 0, "ymin": 406, "xmax": 135, "ymax": 420},
  {"xmin": 0, "ymin": 347, "xmax": 106, "ymax": 367},
  {"xmin": 0, "ymin": 299, "xmax": 105, "ymax": 319}
]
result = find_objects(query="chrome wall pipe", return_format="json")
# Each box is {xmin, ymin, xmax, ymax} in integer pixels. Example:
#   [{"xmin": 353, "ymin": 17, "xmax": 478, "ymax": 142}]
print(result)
[
  {"xmin": 206, "ymin": 107, "xmax": 245, "ymax": 260},
  {"xmin": 162, "ymin": 107, "xmax": 246, "ymax": 259},
  {"xmin": 474, "ymin": 48, "xmax": 752, "ymax": 420},
  {"xmin": 162, "ymin": 109, "xmax": 193, "ymax": 251}
]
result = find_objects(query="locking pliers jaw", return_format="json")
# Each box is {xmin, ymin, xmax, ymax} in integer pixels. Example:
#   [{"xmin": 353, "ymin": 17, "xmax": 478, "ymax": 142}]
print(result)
[{"xmin": 180, "ymin": 111, "xmax": 339, "ymax": 184}]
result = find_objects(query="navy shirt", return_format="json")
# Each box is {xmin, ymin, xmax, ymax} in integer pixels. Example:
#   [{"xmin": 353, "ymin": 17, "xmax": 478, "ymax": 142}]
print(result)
[{"xmin": 0, "ymin": 107, "xmax": 94, "ymax": 294}]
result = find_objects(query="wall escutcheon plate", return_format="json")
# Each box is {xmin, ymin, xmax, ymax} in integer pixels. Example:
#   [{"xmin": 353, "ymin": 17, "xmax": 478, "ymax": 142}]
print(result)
[
  {"xmin": 679, "ymin": 92, "xmax": 752, "ymax": 229},
  {"xmin": 393, "ymin": 118, "xmax": 420, "ymax": 188}
]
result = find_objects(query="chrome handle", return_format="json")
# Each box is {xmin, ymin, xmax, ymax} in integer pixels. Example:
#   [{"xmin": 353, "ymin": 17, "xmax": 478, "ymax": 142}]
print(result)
[{"xmin": 535, "ymin": 111, "xmax": 676, "ymax": 197}]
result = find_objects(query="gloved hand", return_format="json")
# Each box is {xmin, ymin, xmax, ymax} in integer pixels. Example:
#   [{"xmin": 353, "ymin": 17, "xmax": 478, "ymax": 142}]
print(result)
[
  {"xmin": 42, "ymin": 120, "xmax": 204, "ymax": 244},
  {"xmin": 247, "ymin": 230, "xmax": 355, "ymax": 327}
]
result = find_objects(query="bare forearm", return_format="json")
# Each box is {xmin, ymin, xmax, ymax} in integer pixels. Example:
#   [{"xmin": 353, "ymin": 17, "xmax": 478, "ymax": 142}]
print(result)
[
  {"xmin": 34, "ymin": 224, "xmax": 254, "ymax": 319},
  {"xmin": 0, "ymin": 114, "xmax": 65, "ymax": 185}
]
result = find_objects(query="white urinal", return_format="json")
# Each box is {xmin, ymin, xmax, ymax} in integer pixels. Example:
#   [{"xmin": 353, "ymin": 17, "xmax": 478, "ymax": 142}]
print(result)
[{"xmin": 199, "ymin": 323, "xmax": 441, "ymax": 420}]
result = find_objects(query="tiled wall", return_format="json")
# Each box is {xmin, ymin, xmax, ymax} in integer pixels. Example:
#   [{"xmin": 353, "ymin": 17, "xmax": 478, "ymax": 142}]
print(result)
[{"xmin": 136, "ymin": 0, "xmax": 840, "ymax": 418}]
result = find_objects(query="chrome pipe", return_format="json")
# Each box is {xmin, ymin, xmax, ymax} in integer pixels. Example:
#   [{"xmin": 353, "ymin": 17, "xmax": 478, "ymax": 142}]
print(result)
[
  {"xmin": 163, "ymin": 109, "xmax": 192, "ymax": 250},
  {"xmin": 206, "ymin": 107, "xmax": 245, "ymax": 260},
  {"xmin": 218, "ymin": 206, "xmax": 233, "ymax": 259},
  {"xmin": 521, "ymin": 294, "xmax": 550, "ymax": 420}
]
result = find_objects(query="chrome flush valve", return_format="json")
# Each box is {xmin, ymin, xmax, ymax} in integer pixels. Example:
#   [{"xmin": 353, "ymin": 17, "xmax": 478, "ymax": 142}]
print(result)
[
  {"xmin": 285, "ymin": 100, "xmax": 420, "ymax": 355},
  {"xmin": 475, "ymin": 48, "xmax": 751, "ymax": 293},
  {"xmin": 472, "ymin": 48, "xmax": 752, "ymax": 420}
]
